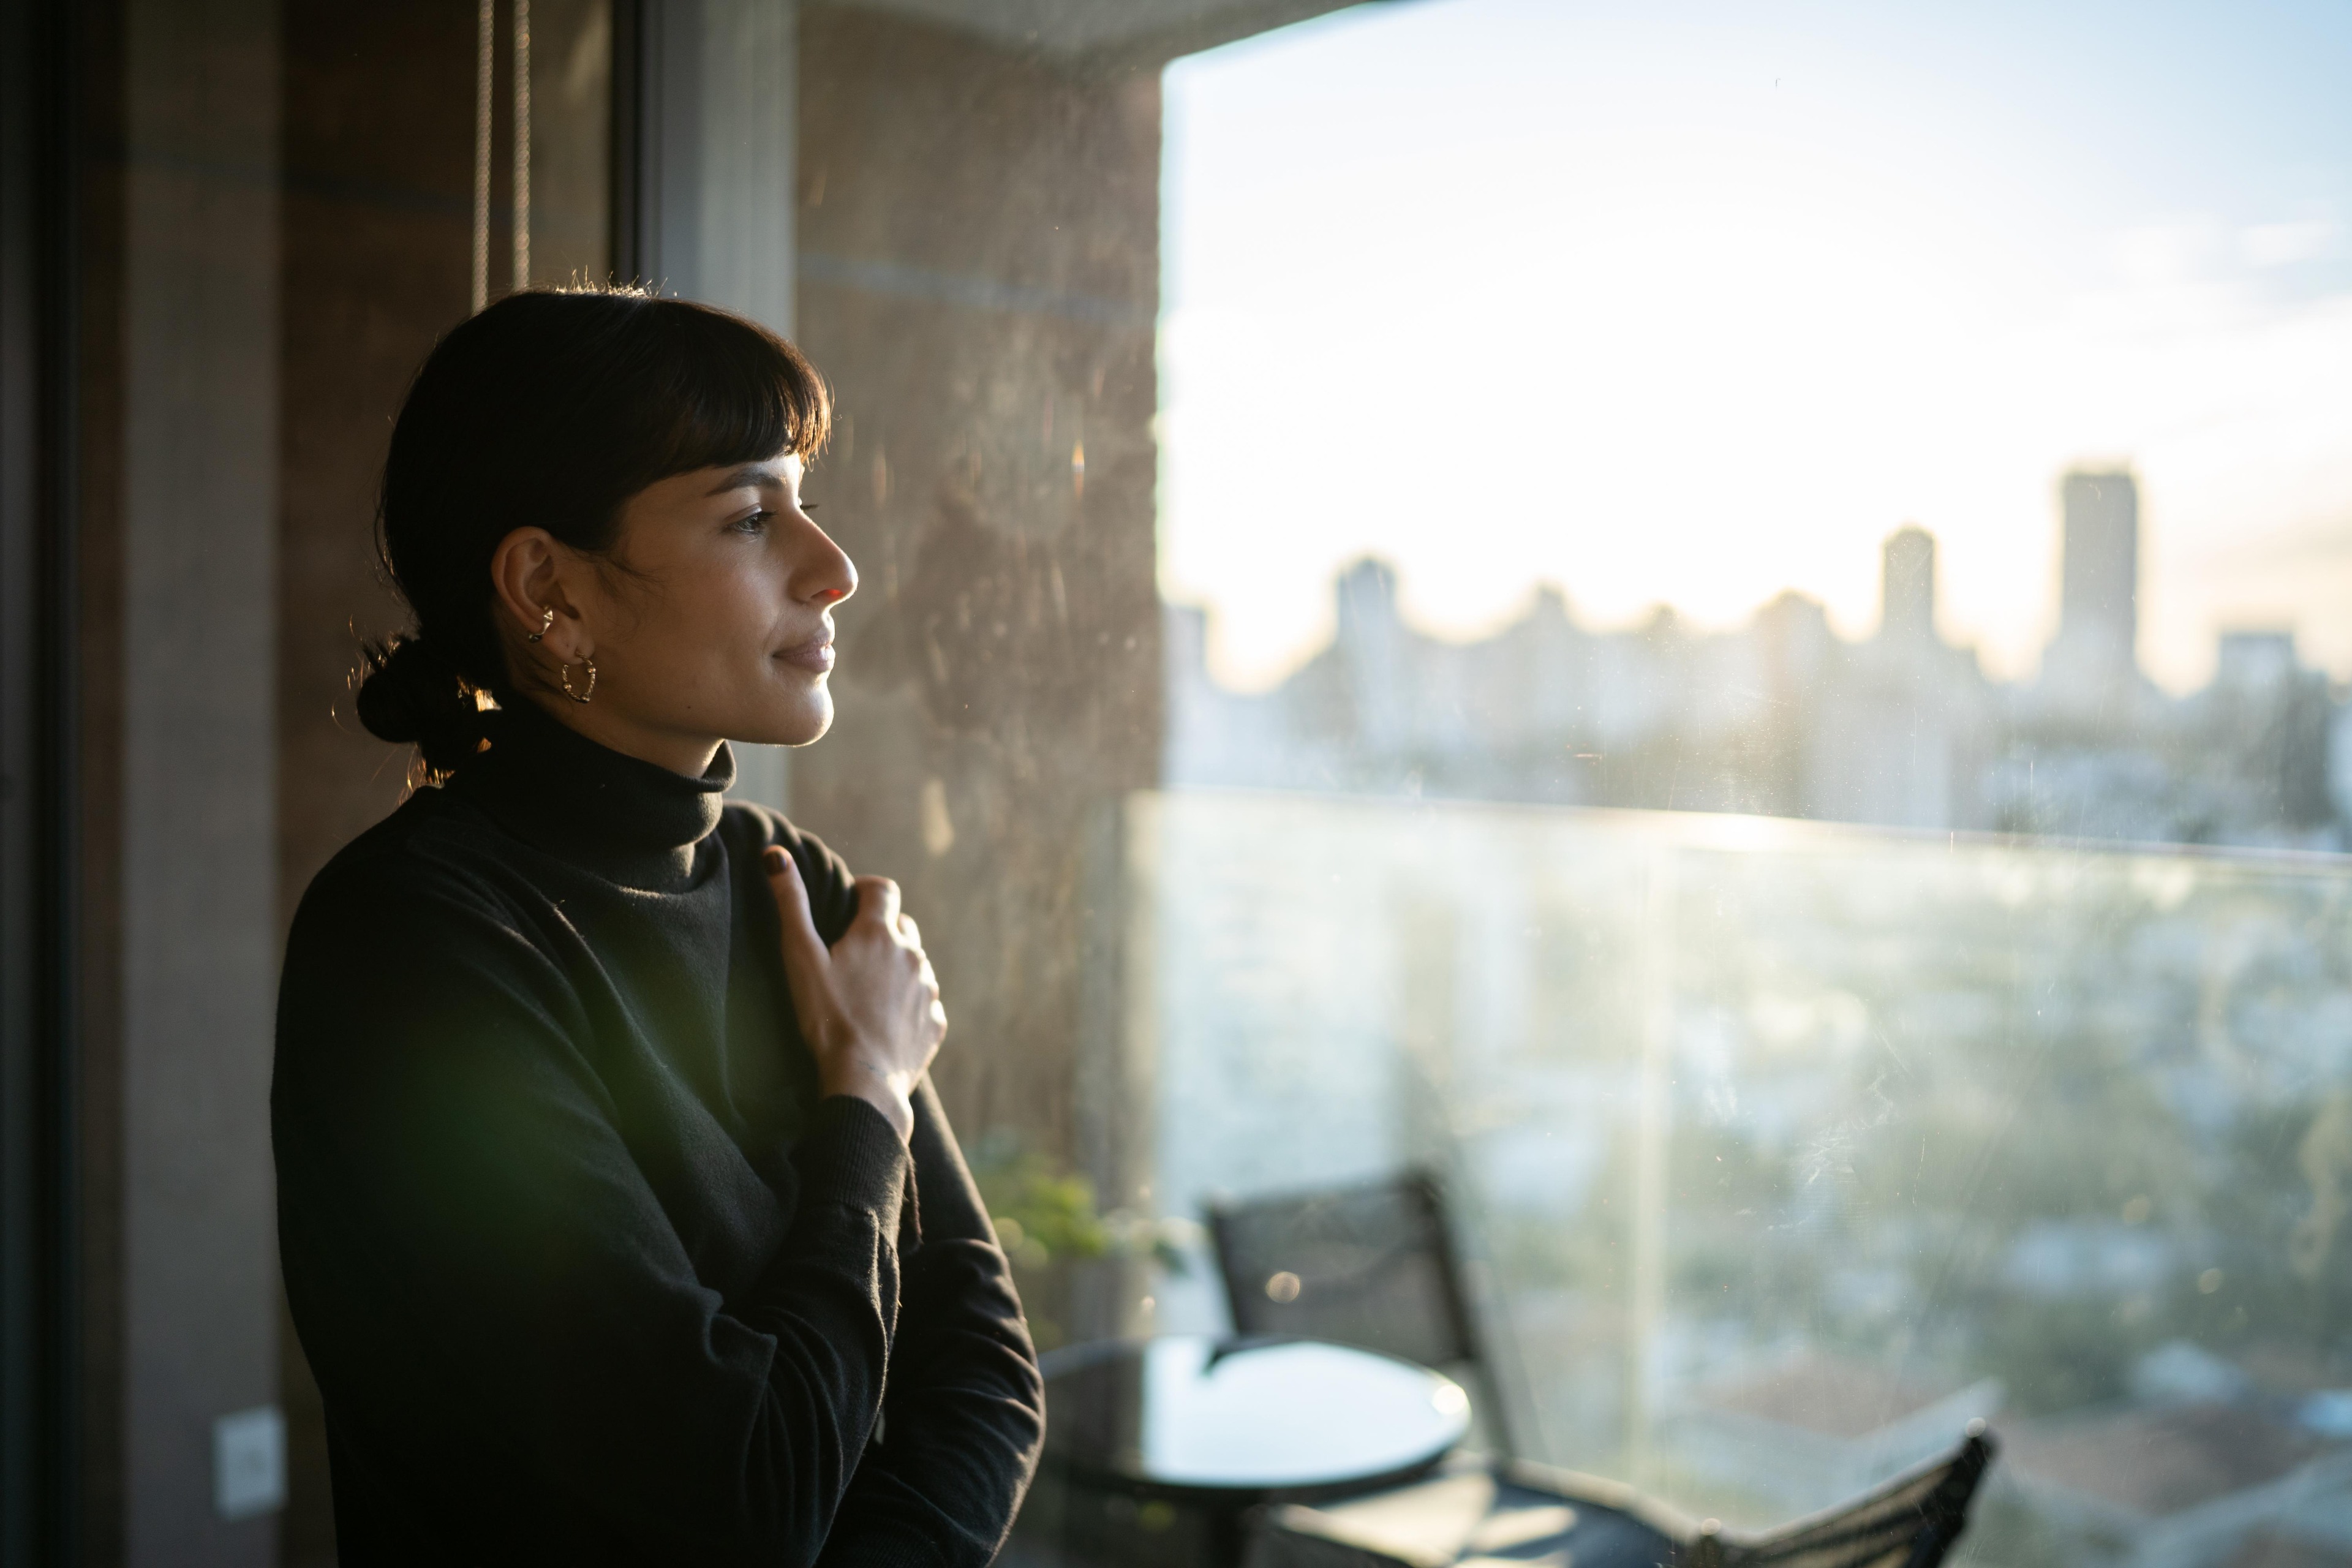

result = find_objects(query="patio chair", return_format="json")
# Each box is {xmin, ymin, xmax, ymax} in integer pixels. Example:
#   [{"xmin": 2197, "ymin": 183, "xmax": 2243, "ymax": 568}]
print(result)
[
  {"xmin": 1679, "ymin": 1422, "xmax": 1996, "ymax": 1566},
  {"xmin": 1207, "ymin": 1171, "xmax": 1521, "ymax": 1457},
  {"xmin": 1241, "ymin": 1455, "xmax": 1686, "ymax": 1568},
  {"xmin": 1242, "ymin": 1424, "xmax": 1998, "ymax": 1568}
]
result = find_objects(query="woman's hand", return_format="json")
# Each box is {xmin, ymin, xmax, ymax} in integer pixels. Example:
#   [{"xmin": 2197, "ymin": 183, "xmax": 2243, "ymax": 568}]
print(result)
[{"xmin": 764, "ymin": 848, "xmax": 946, "ymax": 1142}]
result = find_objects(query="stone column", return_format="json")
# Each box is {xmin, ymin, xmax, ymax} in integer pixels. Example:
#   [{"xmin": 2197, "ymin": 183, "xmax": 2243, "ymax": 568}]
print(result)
[{"xmin": 791, "ymin": 7, "xmax": 1165, "ymax": 1338}]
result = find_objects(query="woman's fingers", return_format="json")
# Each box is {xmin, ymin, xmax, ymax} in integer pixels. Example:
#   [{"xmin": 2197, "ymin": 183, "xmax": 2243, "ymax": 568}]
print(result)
[
  {"xmin": 763, "ymin": 847, "xmax": 832, "ymax": 998},
  {"xmin": 852, "ymin": 874, "xmax": 902, "ymax": 933},
  {"xmin": 765, "ymin": 854, "xmax": 939, "ymax": 1140}
]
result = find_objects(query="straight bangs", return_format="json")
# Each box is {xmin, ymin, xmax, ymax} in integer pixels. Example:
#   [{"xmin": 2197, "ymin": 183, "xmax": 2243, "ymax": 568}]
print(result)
[
  {"xmin": 616, "ymin": 292, "xmax": 833, "ymax": 480},
  {"xmin": 513, "ymin": 290, "xmax": 834, "ymax": 548}
]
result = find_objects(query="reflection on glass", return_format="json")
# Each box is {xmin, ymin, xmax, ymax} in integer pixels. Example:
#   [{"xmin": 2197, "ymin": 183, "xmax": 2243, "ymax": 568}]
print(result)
[
  {"xmin": 1128, "ymin": 790, "xmax": 2352, "ymax": 1561},
  {"xmin": 1047, "ymin": 1336, "xmax": 1471, "ymax": 1492}
]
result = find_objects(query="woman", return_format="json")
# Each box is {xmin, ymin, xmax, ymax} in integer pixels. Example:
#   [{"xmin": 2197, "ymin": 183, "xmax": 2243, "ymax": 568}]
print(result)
[{"xmin": 272, "ymin": 288, "xmax": 1044, "ymax": 1565}]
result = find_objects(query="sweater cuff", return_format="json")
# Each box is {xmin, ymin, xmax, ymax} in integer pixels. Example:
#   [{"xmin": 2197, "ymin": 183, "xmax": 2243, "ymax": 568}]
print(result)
[{"xmin": 794, "ymin": 1095, "xmax": 913, "ymax": 1223}]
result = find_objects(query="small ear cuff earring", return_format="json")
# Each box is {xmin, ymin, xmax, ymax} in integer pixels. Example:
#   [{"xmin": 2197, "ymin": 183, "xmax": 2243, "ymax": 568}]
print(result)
[{"xmin": 525, "ymin": 607, "xmax": 554, "ymax": 643}]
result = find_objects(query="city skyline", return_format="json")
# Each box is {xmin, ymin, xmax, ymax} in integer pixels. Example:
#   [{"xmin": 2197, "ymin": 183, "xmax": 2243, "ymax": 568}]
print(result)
[
  {"xmin": 1168, "ymin": 466, "xmax": 2346, "ymax": 852},
  {"xmin": 1170, "ymin": 468, "xmax": 2302, "ymax": 707},
  {"xmin": 1159, "ymin": 0, "xmax": 2352, "ymax": 697}
]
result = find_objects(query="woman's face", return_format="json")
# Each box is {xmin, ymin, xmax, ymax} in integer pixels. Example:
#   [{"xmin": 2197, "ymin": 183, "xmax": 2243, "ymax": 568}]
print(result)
[{"xmin": 494, "ymin": 453, "xmax": 857, "ymax": 774}]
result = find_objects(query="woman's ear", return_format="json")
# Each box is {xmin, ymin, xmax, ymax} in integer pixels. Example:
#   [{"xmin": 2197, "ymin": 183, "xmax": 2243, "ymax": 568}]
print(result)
[{"xmin": 488, "ymin": 527, "xmax": 586, "ymax": 655}]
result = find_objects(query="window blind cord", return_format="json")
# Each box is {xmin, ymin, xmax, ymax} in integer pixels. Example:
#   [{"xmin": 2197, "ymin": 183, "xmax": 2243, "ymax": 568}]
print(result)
[{"xmin": 472, "ymin": 0, "xmax": 493, "ymax": 312}]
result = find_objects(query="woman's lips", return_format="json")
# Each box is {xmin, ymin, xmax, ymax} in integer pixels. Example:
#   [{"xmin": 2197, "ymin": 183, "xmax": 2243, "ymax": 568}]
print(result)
[{"xmin": 775, "ymin": 633, "xmax": 836, "ymax": 674}]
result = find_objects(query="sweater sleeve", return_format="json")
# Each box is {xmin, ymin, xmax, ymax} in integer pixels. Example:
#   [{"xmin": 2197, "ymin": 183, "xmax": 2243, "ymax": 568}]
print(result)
[
  {"xmin": 744, "ymin": 813, "xmax": 1047, "ymax": 1563},
  {"xmin": 815, "ymin": 1077, "xmax": 1047, "ymax": 1567},
  {"xmin": 273, "ymin": 863, "xmax": 910, "ymax": 1567}
]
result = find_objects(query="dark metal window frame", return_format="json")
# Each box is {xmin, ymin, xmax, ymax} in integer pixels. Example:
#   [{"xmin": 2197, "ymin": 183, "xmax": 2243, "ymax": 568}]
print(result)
[
  {"xmin": 1, "ymin": 0, "xmax": 82, "ymax": 1558},
  {"xmin": 608, "ymin": 0, "xmax": 672, "ymax": 292}
]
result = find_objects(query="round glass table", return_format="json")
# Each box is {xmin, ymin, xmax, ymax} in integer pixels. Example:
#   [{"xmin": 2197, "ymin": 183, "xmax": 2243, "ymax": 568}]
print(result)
[{"xmin": 1041, "ymin": 1334, "xmax": 1472, "ymax": 1501}]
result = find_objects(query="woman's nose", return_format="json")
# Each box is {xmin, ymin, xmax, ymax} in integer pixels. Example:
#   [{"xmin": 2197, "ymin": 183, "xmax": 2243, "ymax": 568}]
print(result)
[{"xmin": 797, "ymin": 522, "xmax": 858, "ymax": 606}]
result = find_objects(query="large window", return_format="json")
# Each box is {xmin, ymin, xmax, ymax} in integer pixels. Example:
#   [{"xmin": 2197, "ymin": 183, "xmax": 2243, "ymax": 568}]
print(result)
[
  {"xmin": 1133, "ymin": 4, "xmax": 2352, "ymax": 1562},
  {"xmin": 1125, "ymin": 792, "xmax": 2352, "ymax": 1559}
]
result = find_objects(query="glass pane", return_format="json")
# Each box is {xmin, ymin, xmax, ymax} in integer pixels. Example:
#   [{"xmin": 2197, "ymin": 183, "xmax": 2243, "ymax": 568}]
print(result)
[
  {"xmin": 526, "ymin": 0, "xmax": 610, "ymax": 288},
  {"xmin": 1159, "ymin": 2, "xmax": 2352, "ymax": 852},
  {"xmin": 1131, "ymin": 13, "xmax": 2352, "ymax": 1544},
  {"xmin": 1131, "ymin": 789, "xmax": 2352, "ymax": 1561}
]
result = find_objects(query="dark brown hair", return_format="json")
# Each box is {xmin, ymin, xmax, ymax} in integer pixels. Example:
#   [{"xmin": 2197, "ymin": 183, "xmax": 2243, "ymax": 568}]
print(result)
[{"xmin": 355, "ymin": 287, "xmax": 831, "ymax": 774}]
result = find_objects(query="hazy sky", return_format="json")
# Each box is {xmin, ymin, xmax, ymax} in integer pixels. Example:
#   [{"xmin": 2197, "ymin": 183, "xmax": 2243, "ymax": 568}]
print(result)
[{"xmin": 1156, "ymin": 0, "xmax": 2352, "ymax": 692}]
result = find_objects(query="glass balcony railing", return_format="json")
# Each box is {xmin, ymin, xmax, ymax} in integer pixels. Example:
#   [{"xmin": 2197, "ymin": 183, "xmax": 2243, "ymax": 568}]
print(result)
[{"xmin": 1117, "ymin": 788, "xmax": 2352, "ymax": 1566}]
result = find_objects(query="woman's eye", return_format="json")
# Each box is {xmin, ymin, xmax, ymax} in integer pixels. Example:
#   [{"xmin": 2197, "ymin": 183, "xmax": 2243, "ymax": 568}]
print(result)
[{"xmin": 733, "ymin": 509, "xmax": 774, "ymax": 535}]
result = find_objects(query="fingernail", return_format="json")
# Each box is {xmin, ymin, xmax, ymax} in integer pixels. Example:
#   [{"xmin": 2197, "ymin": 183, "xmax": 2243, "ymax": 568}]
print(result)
[{"xmin": 763, "ymin": 846, "xmax": 785, "ymax": 874}]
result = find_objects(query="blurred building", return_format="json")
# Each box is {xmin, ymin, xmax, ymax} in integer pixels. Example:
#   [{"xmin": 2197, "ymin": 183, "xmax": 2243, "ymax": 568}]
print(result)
[
  {"xmin": 2041, "ymin": 469, "xmax": 2146, "ymax": 712},
  {"xmin": 1168, "ymin": 470, "xmax": 2349, "ymax": 852}
]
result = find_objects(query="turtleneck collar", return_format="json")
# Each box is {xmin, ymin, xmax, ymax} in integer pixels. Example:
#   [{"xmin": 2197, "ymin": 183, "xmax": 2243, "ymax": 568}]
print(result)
[{"xmin": 445, "ymin": 697, "xmax": 735, "ymax": 889}]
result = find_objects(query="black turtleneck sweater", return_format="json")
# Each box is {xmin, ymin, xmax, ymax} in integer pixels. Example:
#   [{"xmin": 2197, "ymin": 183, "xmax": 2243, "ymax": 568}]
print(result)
[{"xmin": 271, "ymin": 701, "xmax": 1044, "ymax": 1566}]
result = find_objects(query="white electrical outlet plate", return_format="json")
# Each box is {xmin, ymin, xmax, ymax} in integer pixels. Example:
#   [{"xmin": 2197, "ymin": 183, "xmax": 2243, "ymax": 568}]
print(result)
[{"xmin": 213, "ymin": 1406, "xmax": 286, "ymax": 1520}]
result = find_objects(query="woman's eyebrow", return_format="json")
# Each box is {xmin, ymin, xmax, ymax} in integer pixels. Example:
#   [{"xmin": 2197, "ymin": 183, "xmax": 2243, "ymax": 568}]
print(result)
[{"xmin": 703, "ymin": 464, "xmax": 782, "ymax": 496}]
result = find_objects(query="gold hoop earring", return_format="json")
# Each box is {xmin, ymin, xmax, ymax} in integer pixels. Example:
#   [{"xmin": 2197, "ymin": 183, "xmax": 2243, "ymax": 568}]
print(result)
[
  {"xmin": 525, "ymin": 607, "xmax": 554, "ymax": 643},
  {"xmin": 560, "ymin": 655, "xmax": 597, "ymax": 704}
]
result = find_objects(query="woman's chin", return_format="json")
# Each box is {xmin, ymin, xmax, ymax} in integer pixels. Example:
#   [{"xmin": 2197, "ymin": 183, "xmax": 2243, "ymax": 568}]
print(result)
[{"xmin": 748, "ymin": 690, "xmax": 833, "ymax": 749}]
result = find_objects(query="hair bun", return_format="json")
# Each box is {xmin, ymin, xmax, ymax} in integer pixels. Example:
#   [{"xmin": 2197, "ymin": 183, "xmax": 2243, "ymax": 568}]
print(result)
[{"xmin": 355, "ymin": 636, "xmax": 484, "ymax": 775}]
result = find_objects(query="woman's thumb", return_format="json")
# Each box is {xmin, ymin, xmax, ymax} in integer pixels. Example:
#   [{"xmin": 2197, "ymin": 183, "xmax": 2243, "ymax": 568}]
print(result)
[{"xmin": 763, "ymin": 846, "xmax": 831, "ymax": 986}]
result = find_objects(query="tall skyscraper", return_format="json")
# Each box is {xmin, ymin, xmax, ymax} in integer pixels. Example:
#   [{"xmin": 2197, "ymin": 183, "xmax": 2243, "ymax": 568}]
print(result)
[
  {"xmin": 2057, "ymin": 469, "xmax": 2139, "ymax": 674},
  {"xmin": 1882, "ymin": 525, "xmax": 1936, "ymax": 644}
]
